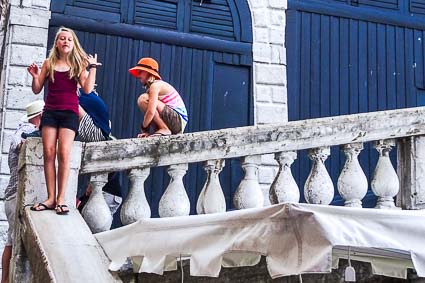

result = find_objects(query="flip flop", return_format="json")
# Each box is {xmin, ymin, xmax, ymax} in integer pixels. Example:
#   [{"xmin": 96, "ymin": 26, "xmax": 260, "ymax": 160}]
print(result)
[
  {"xmin": 149, "ymin": 132, "xmax": 171, "ymax": 137},
  {"xmin": 56, "ymin": 204, "xmax": 70, "ymax": 215},
  {"xmin": 30, "ymin": 203, "xmax": 55, "ymax": 212}
]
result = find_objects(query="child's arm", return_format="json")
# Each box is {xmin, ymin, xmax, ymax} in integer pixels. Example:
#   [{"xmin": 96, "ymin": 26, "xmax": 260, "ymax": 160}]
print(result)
[
  {"xmin": 79, "ymin": 54, "xmax": 101, "ymax": 94},
  {"xmin": 27, "ymin": 60, "xmax": 48, "ymax": 94},
  {"xmin": 142, "ymin": 84, "xmax": 160, "ymax": 130}
]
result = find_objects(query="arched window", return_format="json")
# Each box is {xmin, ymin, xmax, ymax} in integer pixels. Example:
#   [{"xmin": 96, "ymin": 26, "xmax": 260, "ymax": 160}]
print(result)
[{"xmin": 51, "ymin": 0, "xmax": 252, "ymax": 42}]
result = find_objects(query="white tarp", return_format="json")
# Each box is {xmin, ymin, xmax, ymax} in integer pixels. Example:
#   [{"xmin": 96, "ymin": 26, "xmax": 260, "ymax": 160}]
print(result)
[{"xmin": 95, "ymin": 203, "xmax": 425, "ymax": 279}]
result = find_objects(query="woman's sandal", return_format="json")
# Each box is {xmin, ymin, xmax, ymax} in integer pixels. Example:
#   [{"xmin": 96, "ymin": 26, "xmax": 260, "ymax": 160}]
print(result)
[
  {"xmin": 30, "ymin": 203, "xmax": 55, "ymax": 212},
  {"xmin": 150, "ymin": 132, "xmax": 171, "ymax": 137},
  {"xmin": 56, "ymin": 204, "xmax": 70, "ymax": 215}
]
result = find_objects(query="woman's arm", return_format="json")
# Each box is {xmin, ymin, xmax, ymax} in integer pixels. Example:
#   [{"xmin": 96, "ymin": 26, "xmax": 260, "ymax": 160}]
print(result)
[
  {"xmin": 27, "ymin": 60, "xmax": 48, "ymax": 94},
  {"xmin": 142, "ymin": 85, "xmax": 159, "ymax": 129},
  {"xmin": 79, "ymin": 54, "xmax": 101, "ymax": 94}
]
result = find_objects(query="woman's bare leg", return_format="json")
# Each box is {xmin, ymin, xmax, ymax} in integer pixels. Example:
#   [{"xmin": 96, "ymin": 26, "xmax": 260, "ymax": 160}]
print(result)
[
  {"xmin": 56, "ymin": 128, "xmax": 76, "ymax": 212},
  {"xmin": 32, "ymin": 126, "xmax": 58, "ymax": 210}
]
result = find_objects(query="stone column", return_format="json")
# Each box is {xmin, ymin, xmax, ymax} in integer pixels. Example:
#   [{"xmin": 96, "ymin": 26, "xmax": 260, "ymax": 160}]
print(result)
[
  {"xmin": 372, "ymin": 140, "xmax": 400, "ymax": 209},
  {"xmin": 247, "ymin": 0, "xmax": 288, "ymax": 205},
  {"xmin": 304, "ymin": 147, "xmax": 334, "ymax": 205},
  {"xmin": 234, "ymin": 155, "xmax": 264, "ymax": 209},
  {"xmin": 269, "ymin": 151, "xmax": 299, "ymax": 204},
  {"xmin": 397, "ymin": 136, "xmax": 425, "ymax": 209},
  {"xmin": 337, "ymin": 143, "xmax": 368, "ymax": 207},
  {"xmin": 0, "ymin": 1, "xmax": 51, "ymax": 271},
  {"xmin": 11, "ymin": 138, "xmax": 81, "ymax": 282}
]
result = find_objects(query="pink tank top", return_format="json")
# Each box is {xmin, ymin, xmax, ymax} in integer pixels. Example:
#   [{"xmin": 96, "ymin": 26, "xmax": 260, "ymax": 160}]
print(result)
[{"xmin": 45, "ymin": 70, "xmax": 79, "ymax": 114}]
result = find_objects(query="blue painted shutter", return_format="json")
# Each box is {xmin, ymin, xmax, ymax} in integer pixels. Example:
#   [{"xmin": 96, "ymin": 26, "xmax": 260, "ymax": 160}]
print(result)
[
  {"xmin": 52, "ymin": 0, "xmax": 122, "ymax": 22},
  {"xmin": 134, "ymin": 0, "xmax": 178, "ymax": 30},
  {"xmin": 354, "ymin": 0, "xmax": 399, "ymax": 10},
  {"xmin": 411, "ymin": 0, "xmax": 425, "ymax": 15},
  {"xmin": 72, "ymin": 0, "xmax": 121, "ymax": 13},
  {"xmin": 190, "ymin": 0, "xmax": 235, "ymax": 40}
]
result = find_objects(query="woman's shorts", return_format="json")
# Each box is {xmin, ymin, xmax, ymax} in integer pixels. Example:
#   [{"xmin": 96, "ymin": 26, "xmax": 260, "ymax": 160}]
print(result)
[
  {"xmin": 77, "ymin": 114, "xmax": 107, "ymax": 142},
  {"xmin": 40, "ymin": 110, "xmax": 79, "ymax": 133},
  {"xmin": 160, "ymin": 106, "xmax": 183, "ymax": 134}
]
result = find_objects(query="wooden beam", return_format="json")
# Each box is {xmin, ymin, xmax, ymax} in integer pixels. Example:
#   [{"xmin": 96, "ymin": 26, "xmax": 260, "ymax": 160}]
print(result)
[{"xmin": 80, "ymin": 107, "xmax": 425, "ymax": 174}]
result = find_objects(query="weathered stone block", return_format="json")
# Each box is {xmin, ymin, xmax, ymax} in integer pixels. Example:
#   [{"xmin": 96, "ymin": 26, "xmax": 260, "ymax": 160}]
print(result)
[
  {"xmin": 1, "ymin": 154, "xmax": 10, "ymax": 175},
  {"xmin": 253, "ymin": 42, "xmax": 272, "ymax": 63},
  {"xmin": 271, "ymin": 86, "xmax": 287, "ymax": 104},
  {"xmin": 11, "ymin": 25, "xmax": 48, "ymax": 47},
  {"xmin": 269, "ymin": 27, "xmax": 285, "ymax": 45},
  {"xmin": 2, "ymin": 129, "xmax": 14, "ymax": 154},
  {"xmin": 0, "ymin": 175, "xmax": 10, "ymax": 199},
  {"xmin": 269, "ymin": 9, "xmax": 286, "ymax": 26},
  {"xmin": 268, "ymin": 0, "xmax": 287, "ymax": 9},
  {"xmin": 0, "ymin": 200, "xmax": 6, "ymax": 221},
  {"xmin": 9, "ymin": 5, "xmax": 51, "ymax": 28},
  {"xmin": 271, "ymin": 44, "xmax": 286, "ymax": 65},
  {"xmin": 248, "ymin": 0, "xmax": 268, "ymax": 9},
  {"xmin": 31, "ymin": 0, "xmax": 50, "ymax": 9},
  {"xmin": 17, "ymin": 138, "xmax": 82, "ymax": 208},
  {"xmin": 256, "ymin": 103, "xmax": 287, "ymax": 124},
  {"xmin": 8, "ymin": 66, "xmax": 30, "ymax": 87},
  {"xmin": 6, "ymin": 87, "xmax": 40, "ymax": 110},
  {"xmin": 254, "ymin": 27, "xmax": 269, "ymax": 43},
  {"xmin": 255, "ymin": 85, "xmax": 273, "ymax": 103},
  {"xmin": 255, "ymin": 63, "xmax": 286, "ymax": 85},
  {"xmin": 252, "ymin": 9, "xmax": 270, "ymax": 27},
  {"xmin": 4, "ymin": 109, "xmax": 25, "ymax": 130},
  {"xmin": 10, "ymin": 44, "xmax": 46, "ymax": 66}
]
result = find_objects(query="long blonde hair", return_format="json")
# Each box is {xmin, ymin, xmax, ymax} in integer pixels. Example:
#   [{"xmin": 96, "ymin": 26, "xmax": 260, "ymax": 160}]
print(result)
[{"xmin": 46, "ymin": 27, "xmax": 87, "ymax": 82}]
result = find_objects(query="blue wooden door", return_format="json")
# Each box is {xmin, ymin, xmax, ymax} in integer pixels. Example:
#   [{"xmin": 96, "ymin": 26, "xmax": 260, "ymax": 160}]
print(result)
[
  {"xmin": 48, "ymin": 0, "xmax": 253, "ymax": 217},
  {"xmin": 287, "ymin": 0, "xmax": 425, "ymax": 207}
]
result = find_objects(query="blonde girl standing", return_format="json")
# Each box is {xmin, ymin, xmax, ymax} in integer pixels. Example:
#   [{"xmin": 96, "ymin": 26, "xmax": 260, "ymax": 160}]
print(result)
[{"xmin": 27, "ymin": 27, "xmax": 101, "ymax": 215}]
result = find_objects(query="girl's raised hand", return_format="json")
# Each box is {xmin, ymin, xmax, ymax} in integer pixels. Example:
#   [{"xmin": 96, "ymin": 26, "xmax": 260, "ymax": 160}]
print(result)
[
  {"xmin": 86, "ymin": 54, "xmax": 102, "ymax": 67},
  {"xmin": 27, "ymin": 63, "xmax": 40, "ymax": 78}
]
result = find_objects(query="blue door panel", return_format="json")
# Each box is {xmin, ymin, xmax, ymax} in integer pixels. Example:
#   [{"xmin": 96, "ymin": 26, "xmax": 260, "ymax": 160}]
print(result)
[
  {"xmin": 48, "ymin": 0, "xmax": 253, "ymax": 218},
  {"xmin": 287, "ymin": 0, "xmax": 423, "ymax": 207}
]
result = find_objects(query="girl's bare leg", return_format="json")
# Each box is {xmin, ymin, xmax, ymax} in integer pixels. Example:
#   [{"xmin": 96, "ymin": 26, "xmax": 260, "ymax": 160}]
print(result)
[
  {"xmin": 34, "ymin": 126, "xmax": 58, "ymax": 210},
  {"xmin": 78, "ymin": 105, "xmax": 87, "ymax": 121},
  {"xmin": 137, "ymin": 93, "xmax": 171, "ymax": 135},
  {"xmin": 56, "ymin": 128, "xmax": 76, "ymax": 212}
]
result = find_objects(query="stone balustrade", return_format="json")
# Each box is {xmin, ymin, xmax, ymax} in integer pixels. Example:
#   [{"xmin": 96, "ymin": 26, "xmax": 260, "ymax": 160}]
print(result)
[{"xmin": 74, "ymin": 107, "xmax": 425, "ymax": 232}]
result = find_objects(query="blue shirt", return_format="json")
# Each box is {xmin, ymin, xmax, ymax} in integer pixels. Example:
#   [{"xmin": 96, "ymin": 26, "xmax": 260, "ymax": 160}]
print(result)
[{"xmin": 78, "ymin": 89, "xmax": 111, "ymax": 137}]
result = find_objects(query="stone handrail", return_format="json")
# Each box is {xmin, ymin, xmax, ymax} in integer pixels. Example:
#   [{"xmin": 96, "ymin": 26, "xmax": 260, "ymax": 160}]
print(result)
[{"xmin": 78, "ymin": 107, "xmax": 425, "ymax": 232}]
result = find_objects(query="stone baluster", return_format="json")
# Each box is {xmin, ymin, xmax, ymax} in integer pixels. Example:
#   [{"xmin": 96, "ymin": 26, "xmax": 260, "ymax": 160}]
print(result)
[
  {"xmin": 269, "ymin": 151, "xmax": 299, "ymax": 204},
  {"xmin": 304, "ymin": 147, "xmax": 334, "ymax": 205},
  {"xmin": 197, "ymin": 159, "xmax": 226, "ymax": 214},
  {"xmin": 338, "ymin": 143, "xmax": 368, "ymax": 207},
  {"xmin": 234, "ymin": 155, "xmax": 264, "ymax": 209},
  {"xmin": 371, "ymin": 140, "xmax": 400, "ymax": 209},
  {"xmin": 159, "ymin": 163, "xmax": 190, "ymax": 217},
  {"xmin": 120, "ymin": 168, "xmax": 151, "ymax": 225},
  {"xmin": 82, "ymin": 173, "xmax": 112, "ymax": 233}
]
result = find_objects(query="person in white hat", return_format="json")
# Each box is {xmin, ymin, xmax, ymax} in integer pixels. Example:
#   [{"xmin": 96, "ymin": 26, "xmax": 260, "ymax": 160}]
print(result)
[{"xmin": 1, "ymin": 100, "xmax": 44, "ymax": 283}]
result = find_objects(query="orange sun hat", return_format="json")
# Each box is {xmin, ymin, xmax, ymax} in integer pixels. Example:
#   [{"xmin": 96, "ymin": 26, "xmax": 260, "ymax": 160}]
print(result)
[{"xmin": 128, "ymin": 57, "xmax": 162, "ymax": 80}]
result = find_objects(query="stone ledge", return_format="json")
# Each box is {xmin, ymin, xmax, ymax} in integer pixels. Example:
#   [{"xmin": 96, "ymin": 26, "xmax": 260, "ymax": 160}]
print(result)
[
  {"xmin": 80, "ymin": 107, "xmax": 425, "ymax": 174},
  {"xmin": 21, "ymin": 208, "xmax": 121, "ymax": 283}
]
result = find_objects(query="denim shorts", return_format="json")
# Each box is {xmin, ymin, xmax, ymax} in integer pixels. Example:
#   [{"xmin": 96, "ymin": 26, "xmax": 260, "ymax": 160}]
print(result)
[{"xmin": 40, "ymin": 110, "xmax": 79, "ymax": 133}]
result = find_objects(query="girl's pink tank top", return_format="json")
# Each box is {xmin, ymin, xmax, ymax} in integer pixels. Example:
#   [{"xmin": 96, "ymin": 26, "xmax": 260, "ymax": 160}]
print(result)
[{"xmin": 45, "ymin": 70, "xmax": 79, "ymax": 114}]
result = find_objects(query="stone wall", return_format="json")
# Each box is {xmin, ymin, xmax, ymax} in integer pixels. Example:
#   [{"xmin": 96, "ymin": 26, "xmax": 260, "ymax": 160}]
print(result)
[
  {"xmin": 248, "ymin": 0, "xmax": 288, "ymax": 204},
  {"xmin": 0, "ymin": 0, "xmax": 51, "ymax": 273},
  {"xmin": 119, "ymin": 258, "xmax": 424, "ymax": 283}
]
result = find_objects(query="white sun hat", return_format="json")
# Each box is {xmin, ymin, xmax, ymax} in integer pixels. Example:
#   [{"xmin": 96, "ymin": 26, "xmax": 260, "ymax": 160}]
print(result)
[{"xmin": 20, "ymin": 100, "xmax": 44, "ymax": 122}]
